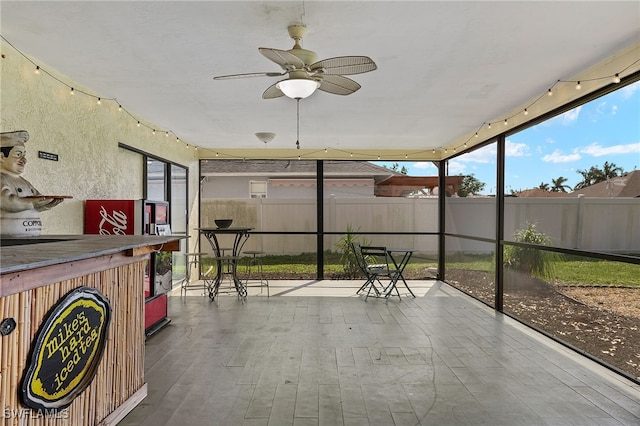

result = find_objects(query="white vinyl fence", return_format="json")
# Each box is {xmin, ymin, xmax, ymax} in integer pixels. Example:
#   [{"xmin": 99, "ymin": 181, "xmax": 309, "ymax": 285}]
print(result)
[{"xmin": 199, "ymin": 196, "xmax": 639, "ymax": 256}]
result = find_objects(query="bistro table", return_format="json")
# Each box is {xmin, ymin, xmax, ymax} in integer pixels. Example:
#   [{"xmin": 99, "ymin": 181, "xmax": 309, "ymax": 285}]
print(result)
[
  {"xmin": 384, "ymin": 247, "xmax": 417, "ymax": 299},
  {"xmin": 196, "ymin": 227, "xmax": 253, "ymax": 300}
]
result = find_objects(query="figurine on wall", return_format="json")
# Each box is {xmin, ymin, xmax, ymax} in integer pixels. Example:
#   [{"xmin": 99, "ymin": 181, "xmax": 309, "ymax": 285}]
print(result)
[{"xmin": 0, "ymin": 130, "xmax": 66, "ymax": 237}]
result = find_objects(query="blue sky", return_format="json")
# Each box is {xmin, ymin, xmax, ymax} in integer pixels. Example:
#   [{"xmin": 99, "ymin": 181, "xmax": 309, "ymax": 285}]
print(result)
[{"xmin": 377, "ymin": 81, "xmax": 640, "ymax": 194}]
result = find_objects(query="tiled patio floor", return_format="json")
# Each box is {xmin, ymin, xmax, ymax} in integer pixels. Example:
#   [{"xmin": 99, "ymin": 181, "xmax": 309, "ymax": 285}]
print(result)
[{"xmin": 120, "ymin": 280, "xmax": 640, "ymax": 425}]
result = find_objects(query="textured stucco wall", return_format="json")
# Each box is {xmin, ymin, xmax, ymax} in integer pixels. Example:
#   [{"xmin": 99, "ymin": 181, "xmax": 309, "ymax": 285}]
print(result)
[{"xmin": 1, "ymin": 41, "xmax": 200, "ymax": 235}]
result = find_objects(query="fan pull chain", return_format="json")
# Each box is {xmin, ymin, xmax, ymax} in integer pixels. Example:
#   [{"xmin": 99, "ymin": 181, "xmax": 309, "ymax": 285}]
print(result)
[{"xmin": 296, "ymin": 98, "xmax": 300, "ymax": 149}]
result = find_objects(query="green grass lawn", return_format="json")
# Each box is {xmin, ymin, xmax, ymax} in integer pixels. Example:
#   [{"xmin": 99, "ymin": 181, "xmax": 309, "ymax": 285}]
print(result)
[{"xmin": 198, "ymin": 252, "xmax": 639, "ymax": 287}]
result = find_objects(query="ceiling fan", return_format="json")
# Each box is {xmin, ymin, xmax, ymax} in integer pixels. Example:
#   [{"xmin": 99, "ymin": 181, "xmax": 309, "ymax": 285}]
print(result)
[{"xmin": 213, "ymin": 25, "xmax": 377, "ymax": 99}]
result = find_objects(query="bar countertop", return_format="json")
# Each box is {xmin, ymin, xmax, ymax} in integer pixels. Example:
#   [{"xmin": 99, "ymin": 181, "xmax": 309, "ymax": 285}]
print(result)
[{"xmin": 0, "ymin": 234, "xmax": 182, "ymax": 275}]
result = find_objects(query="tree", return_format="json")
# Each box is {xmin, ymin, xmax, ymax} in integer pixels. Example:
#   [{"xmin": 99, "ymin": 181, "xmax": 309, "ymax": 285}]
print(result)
[
  {"xmin": 384, "ymin": 163, "xmax": 408, "ymax": 175},
  {"xmin": 457, "ymin": 174, "xmax": 486, "ymax": 197},
  {"xmin": 574, "ymin": 162, "xmax": 624, "ymax": 190},
  {"xmin": 550, "ymin": 176, "xmax": 571, "ymax": 192},
  {"xmin": 602, "ymin": 161, "xmax": 624, "ymax": 179},
  {"xmin": 537, "ymin": 182, "xmax": 550, "ymax": 191}
]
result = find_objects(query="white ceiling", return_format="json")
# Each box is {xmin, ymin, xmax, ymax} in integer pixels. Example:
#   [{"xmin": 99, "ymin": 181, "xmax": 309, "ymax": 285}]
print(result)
[{"xmin": 2, "ymin": 1, "xmax": 639, "ymax": 160}]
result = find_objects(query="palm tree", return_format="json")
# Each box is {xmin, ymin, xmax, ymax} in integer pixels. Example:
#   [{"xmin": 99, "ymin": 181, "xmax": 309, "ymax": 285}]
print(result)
[
  {"xmin": 537, "ymin": 182, "xmax": 550, "ymax": 191},
  {"xmin": 602, "ymin": 161, "xmax": 624, "ymax": 179},
  {"xmin": 550, "ymin": 176, "xmax": 571, "ymax": 192},
  {"xmin": 574, "ymin": 162, "xmax": 624, "ymax": 190}
]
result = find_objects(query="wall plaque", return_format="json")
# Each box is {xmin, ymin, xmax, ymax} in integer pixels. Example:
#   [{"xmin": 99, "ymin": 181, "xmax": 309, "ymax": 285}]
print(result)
[
  {"xmin": 37, "ymin": 151, "xmax": 58, "ymax": 161},
  {"xmin": 20, "ymin": 287, "xmax": 111, "ymax": 411}
]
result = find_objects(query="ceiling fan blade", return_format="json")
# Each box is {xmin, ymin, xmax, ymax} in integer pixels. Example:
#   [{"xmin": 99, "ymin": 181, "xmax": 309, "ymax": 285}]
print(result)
[
  {"xmin": 310, "ymin": 56, "xmax": 377, "ymax": 75},
  {"xmin": 317, "ymin": 75, "xmax": 361, "ymax": 96},
  {"xmin": 259, "ymin": 48, "xmax": 305, "ymax": 70},
  {"xmin": 262, "ymin": 82, "xmax": 285, "ymax": 99},
  {"xmin": 214, "ymin": 71, "xmax": 285, "ymax": 80}
]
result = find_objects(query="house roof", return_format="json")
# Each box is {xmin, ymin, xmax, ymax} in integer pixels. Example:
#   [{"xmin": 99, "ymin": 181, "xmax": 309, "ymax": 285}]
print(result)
[
  {"xmin": 513, "ymin": 188, "xmax": 570, "ymax": 198},
  {"xmin": 513, "ymin": 170, "xmax": 640, "ymax": 198},
  {"xmin": 201, "ymin": 159, "xmax": 401, "ymax": 182},
  {"xmin": 571, "ymin": 170, "xmax": 640, "ymax": 198}
]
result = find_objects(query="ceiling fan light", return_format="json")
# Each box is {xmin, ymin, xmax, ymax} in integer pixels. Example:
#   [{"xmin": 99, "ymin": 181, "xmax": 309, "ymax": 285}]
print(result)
[{"xmin": 276, "ymin": 79, "xmax": 320, "ymax": 99}]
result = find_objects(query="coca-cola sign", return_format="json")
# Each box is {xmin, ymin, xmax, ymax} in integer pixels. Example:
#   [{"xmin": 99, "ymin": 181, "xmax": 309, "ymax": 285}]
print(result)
[
  {"xmin": 84, "ymin": 200, "xmax": 136, "ymax": 235},
  {"xmin": 97, "ymin": 206, "xmax": 128, "ymax": 235}
]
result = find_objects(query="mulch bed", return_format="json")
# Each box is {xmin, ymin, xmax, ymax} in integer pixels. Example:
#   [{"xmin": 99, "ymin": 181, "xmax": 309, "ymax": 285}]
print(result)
[{"xmin": 445, "ymin": 269, "xmax": 640, "ymax": 382}]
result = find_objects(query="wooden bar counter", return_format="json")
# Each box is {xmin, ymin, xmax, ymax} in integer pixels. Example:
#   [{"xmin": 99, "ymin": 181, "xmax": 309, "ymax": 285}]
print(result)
[{"xmin": 0, "ymin": 235, "xmax": 180, "ymax": 425}]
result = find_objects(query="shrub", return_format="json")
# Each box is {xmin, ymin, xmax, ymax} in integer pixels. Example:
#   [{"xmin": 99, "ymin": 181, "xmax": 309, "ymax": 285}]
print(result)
[
  {"xmin": 335, "ymin": 225, "xmax": 369, "ymax": 278},
  {"xmin": 504, "ymin": 223, "xmax": 560, "ymax": 280}
]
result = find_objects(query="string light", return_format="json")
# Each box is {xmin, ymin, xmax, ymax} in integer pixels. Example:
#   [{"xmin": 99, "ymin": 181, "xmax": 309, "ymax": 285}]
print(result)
[
  {"xmin": 0, "ymin": 36, "xmax": 197, "ymax": 150},
  {"xmin": 2, "ymin": 34, "xmax": 635, "ymax": 161}
]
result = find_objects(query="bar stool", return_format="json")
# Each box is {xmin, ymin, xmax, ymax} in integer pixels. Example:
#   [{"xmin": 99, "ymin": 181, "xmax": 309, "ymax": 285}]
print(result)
[
  {"xmin": 180, "ymin": 252, "xmax": 208, "ymax": 296},
  {"xmin": 243, "ymin": 250, "xmax": 269, "ymax": 296}
]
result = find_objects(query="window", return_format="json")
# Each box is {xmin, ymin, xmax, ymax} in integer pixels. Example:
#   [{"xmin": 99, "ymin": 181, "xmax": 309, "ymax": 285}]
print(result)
[{"xmin": 250, "ymin": 180, "xmax": 267, "ymax": 198}]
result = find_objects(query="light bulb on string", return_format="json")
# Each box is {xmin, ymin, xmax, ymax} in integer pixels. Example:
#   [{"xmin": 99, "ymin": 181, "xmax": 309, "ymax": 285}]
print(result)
[
  {"xmin": 504, "ymin": 119, "xmax": 508, "ymax": 126},
  {"xmin": 524, "ymin": 108, "xmax": 529, "ymax": 116},
  {"xmin": 97, "ymin": 97, "xmax": 101, "ymax": 105},
  {"xmin": 613, "ymin": 73, "xmax": 621, "ymax": 83},
  {"xmin": 575, "ymin": 81, "xmax": 581, "ymax": 90},
  {"xmin": 118, "ymin": 104, "xmax": 122, "ymax": 112},
  {"xmin": 34, "ymin": 66, "xmax": 40, "ymax": 75},
  {"xmin": 547, "ymin": 88, "xmax": 553, "ymax": 96},
  {"xmin": 487, "ymin": 122, "xmax": 492, "ymax": 129},
  {"xmin": 70, "ymin": 87, "xmax": 74, "ymax": 95}
]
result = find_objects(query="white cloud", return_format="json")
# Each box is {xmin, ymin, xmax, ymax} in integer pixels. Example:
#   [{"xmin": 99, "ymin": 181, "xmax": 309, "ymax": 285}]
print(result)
[
  {"xmin": 541, "ymin": 149, "xmax": 581, "ymax": 163},
  {"xmin": 580, "ymin": 142, "xmax": 640, "ymax": 157},
  {"xmin": 595, "ymin": 101, "xmax": 607, "ymax": 116},
  {"xmin": 561, "ymin": 105, "xmax": 581, "ymax": 124},
  {"xmin": 454, "ymin": 144, "xmax": 495, "ymax": 163},
  {"xmin": 611, "ymin": 104, "xmax": 618, "ymax": 115},
  {"xmin": 505, "ymin": 140, "xmax": 529, "ymax": 157},
  {"xmin": 412, "ymin": 161, "xmax": 437, "ymax": 170},
  {"xmin": 447, "ymin": 161, "xmax": 467, "ymax": 175},
  {"xmin": 620, "ymin": 81, "xmax": 639, "ymax": 99}
]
